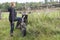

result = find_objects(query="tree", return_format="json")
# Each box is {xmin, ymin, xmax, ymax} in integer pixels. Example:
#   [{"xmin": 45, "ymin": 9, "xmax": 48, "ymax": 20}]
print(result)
[
  {"xmin": 45, "ymin": 0, "xmax": 48, "ymax": 4},
  {"xmin": 0, "ymin": 9, "xmax": 1, "ymax": 19}
]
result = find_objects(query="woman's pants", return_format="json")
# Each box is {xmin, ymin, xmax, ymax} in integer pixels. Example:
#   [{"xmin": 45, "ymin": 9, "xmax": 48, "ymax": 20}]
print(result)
[{"xmin": 10, "ymin": 17, "xmax": 22, "ymax": 33}]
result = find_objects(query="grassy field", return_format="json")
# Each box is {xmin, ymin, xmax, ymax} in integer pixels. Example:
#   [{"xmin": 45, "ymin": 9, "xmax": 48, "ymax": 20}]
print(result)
[{"xmin": 0, "ymin": 10, "xmax": 60, "ymax": 40}]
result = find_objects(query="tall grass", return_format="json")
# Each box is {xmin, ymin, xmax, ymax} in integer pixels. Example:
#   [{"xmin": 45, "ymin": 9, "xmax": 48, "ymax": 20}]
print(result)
[{"xmin": 0, "ymin": 10, "xmax": 60, "ymax": 40}]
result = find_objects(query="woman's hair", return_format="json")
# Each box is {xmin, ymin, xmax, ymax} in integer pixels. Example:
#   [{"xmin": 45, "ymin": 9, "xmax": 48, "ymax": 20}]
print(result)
[{"xmin": 10, "ymin": 2, "xmax": 16, "ymax": 7}]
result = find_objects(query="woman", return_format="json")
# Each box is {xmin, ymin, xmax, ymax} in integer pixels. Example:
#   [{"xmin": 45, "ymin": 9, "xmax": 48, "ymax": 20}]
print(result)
[{"xmin": 8, "ymin": 2, "xmax": 21, "ymax": 36}]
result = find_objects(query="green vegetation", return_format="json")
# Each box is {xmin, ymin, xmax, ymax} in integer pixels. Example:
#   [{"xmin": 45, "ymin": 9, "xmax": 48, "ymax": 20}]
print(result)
[
  {"xmin": 0, "ymin": 0, "xmax": 59, "ymax": 11},
  {"xmin": 0, "ymin": 10, "xmax": 60, "ymax": 40}
]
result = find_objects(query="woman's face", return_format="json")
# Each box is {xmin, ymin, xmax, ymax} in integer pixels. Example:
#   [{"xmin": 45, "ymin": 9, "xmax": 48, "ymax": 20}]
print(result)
[
  {"xmin": 10, "ymin": 2, "xmax": 16, "ymax": 7},
  {"xmin": 13, "ymin": 3, "xmax": 16, "ymax": 7}
]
